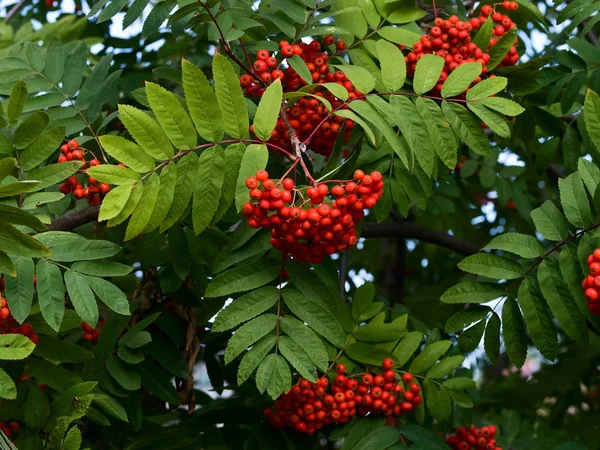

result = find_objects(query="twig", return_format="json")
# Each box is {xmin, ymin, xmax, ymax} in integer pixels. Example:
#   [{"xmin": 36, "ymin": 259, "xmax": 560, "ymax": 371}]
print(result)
[
  {"xmin": 48, "ymin": 205, "xmax": 100, "ymax": 231},
  {"xmin": 5, "ymin": 0, "xmax": 27, "ymax": 23},
  {"xmin": 338, "ymin": 250, "xmax": 349, "ymax": 297}
]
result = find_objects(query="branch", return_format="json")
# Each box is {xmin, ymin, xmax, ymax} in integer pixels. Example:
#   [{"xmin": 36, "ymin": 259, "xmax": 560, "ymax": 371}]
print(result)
[
  {"xmin": 361, "ymin": 222, "xmax": 480, "ymax": 255},
  {"xmin": 5, "ymin": 0, "xmax": 27, "ymax": 23},
  {"xmin": 48, "ymin": 206, "xmax": 100, "ymax": 231}
]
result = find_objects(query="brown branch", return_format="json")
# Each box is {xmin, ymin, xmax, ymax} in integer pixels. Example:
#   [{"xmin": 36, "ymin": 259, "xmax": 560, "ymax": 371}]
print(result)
[
  {"xmin": 5, "ymin": 0, "xmax": 27, "ymax": 23},
  {"xmin": 361, "ymin": 222, "xmax": 480, "ymax": 255},
  {"xmin": 48, "ymin": 206, "xmax": 100, "ymax": 231}
]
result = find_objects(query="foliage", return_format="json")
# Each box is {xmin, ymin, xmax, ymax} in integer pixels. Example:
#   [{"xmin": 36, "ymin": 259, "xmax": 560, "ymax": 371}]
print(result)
[{"xmin": 0, "ymin": 0, "xmax": 599, "ymax": 449}]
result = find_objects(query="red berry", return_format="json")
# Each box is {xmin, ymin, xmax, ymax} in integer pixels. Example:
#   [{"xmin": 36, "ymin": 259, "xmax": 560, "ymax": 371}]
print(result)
[
  {"xmin": 401, "ymin": 373, "xmax": 413, "ymax": 384},
  {"xmin": 335, "ymin": 364, "xmax": 346, "ymax": 374},
  {"xmin": 256, "ymin": 170, "xmax": 269, "ymax": 181},
  {"xmin": 382, "ymin": 358, "xmax": 394, "ymax": 370}
]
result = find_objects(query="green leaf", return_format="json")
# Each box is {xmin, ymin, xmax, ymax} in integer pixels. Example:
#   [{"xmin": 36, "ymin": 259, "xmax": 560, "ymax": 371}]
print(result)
[
  {"xmin": 279, "ymin": 335, "xmax": 317, "ymax": 382},
  {"xmin": 0, "ymin": 180, "xmax": 40, "ymax": 197},
  {"xmin": 413, "ymin": 54, "xmax": 444, "ymax": 95},
  {"xmin": 283, "ymin": 289, "xmax": 345, "ymax": 347},
  {"xmin": 467, "ymin": 103, "xmax": 511, "ymax": 138},
  {"xmin": 487, "ymin": 26, "xmax": 518, "ymax": 70},
  {"xmin": 442, "ymin": 377, "xmax": 476, "ymax": 390},
  {"xmin": 213, "ymin": 53, "xmax": 249, "ymax": 139},
  {"xmin": 192, "ymin": 145, "xmax": 225, "ymax": 235},
  {"xmin": 253, "ymin": 79, "xmax": 283, "ymax": 141},
  {"xmin": 287, "ymin": 54, "xmax": 313, "ymax": 85},
  {"xmin": 160, "ymin": 152, "xmax": 198, "ymax": 232},
  {"xmin": 62, "ymin": 42, "xmax": 88, "ymax": 96},
  {"xmin": 62, "ymin": 426, "xmax": 82, "ymax": 450},
  {"xmin": 484, "ymin": 312, "xmax": 501, "ymax": 362},
  {"xmin": 0, "ymin": 334, "xmax": 36, "ymax": 360},
  {"xmin": 138, "ymin": 361, "xmax": 179, "ymax": 404},
  {"xmin": 0, "ymin": 204, "xmax": 45, "ymax": 230},
  {"xmin": 279, "ymin": 316, "xmax": 328, "ymax": 372},
  {"xmin": 351, "ymin": 426, "xmax": 400, "ymax": 450},
  {"xmin": 0, "ymin": 251, "xmax": 15, "ymax": 277},
  {"xmin": 98, "ymin": 135, "xmax": 156, "ymax": 173},
  {"xmin": 125, "ymin": 172, "xmax": 160, "ymax": 240},
  {"xmin": 386, "ymin": 7, "xmax": 426, "ymax": 23},
  {"xmin": 484, "ymin": 232, "xmax": 545, "ymax": 258},
  {"xmin": 472, "ymin": 16, "xmax": 494, "ymax": 50},
  {"xmin": 442, "ymin": 62, "xmax": 482, "ymax": 98},
  {"xmin": 502, "ymin": 297, "xmax": 528, "ymax": 368},
  {"xmin": 205, "ymin": 259, "xmax": 280, "ymax": 298},
  {"xmin": 5, "ymin": 256, "xmax": 34, "ymax": 323},
  {"xmin": 24, "ymin": 383, "xmax": 50, "ymax": 430},
  {"xmin": 142, "ymin": 163, "xmax": 177, "ymax": 233},
  {"xmin": 445, "ymin": 306, "xmax": 490, "ymax": 333},
  {"xmin": 45, "ymin": 37, "xmax": 65, "ymax": 84},
  {"xmin": 423, "ymin": 379, "xmax": 444, "ymax": 421},
  {"xmin": 480, "ymin": 96, "xmax": 525, "ymax": 116},
  {"xmin": 146, "ymin": 82, "xmax": 197, "ymax": 150},
  {"xmin": 213, "ymin": 286, "xmax": 279, "ymax": 332},
  {"xmin": 578, "ymin": 158, "xmax": 600, "ymax": 196},
  {"xmin": 531, "ymin": 200, "xmax": 569, "ymax": 241},
  {"xmin": 86, "ymin": 276, "xmax": 130, "ymax": 316},
  {"xmin": 518, "ymin": 277, "xmax": 557, "ymax": 360},
  {"xmin": 0, "ymin": 224, "xmax": 51, "ymax": 258},
  {"xmin": 353, "ymin": 312, "xmax": 407, "ymax": 342},
  {"xmin": 181, "ymin": 59, "xmax": 224, "ymax": 143},
  {"xmin": 414, "ymin": 97, "xmax": 458, "ymax": 169},
  {"xmin": 392, "ymin": 331, "xmax": 424, "ymax": 368},
  {"xmin": 106, "ymin": 356, "xmax": 141, "ymax": 391},
  {"xmin": 426, "ymin": 355, "xmax": 465, "ymax": 379},
  {"xmin": 341, "ymin": 418, "xmax": 388, "ymax": 450},
  {"xmin": 467, "ymin": 76, "xmax": 508, "ymax": 101},
  {"xmin": 122, "ymin": 331, "xmax": 152, "ymax": 349},
  {"xmin": 442, "ymin": 101, "xmax": 490, "ymax": 156},
  {"xmin": 0, "ymin": 158, "xmax": 15, "ymax": 182},
  {"xmin": 64, "ymin": 270, "xmax": 98, "ymax": 328},
  {"xmin": 0, "ymin": 367, "xmax": 17, "ymax": 399},
  {"xmin": 13, "ymin": 111, "xmax": 49, "ymax": 150},
  {"xmin": 237, "ymin": 335, "xmax": 277, "ymax": 385},
  {"xmin": 345, "ymin": 342, "xmax": 392, "ymax": 366},
  {"xmin": 22, "ymin": 192, "xmax": 64, "ymax": 210},
  {"xmin": 377, "ymin": 26, "xmax": 421, "ymax": 46},
  {"xmin": 448, "ymin": 389, "xmax": 473, "ymax": 408},
  {"xmin": 352, "ymin": 281, "xmax": 376, "ymax": 321},
  {"xmin": 235, "ymin": 143, "xmax": 268, "ymax": 211},
  {"xmin": 333, "ymin": 64, "xmax": 376, "ymax": 93},
  {"xmin": 458, "ymin": 253, "xmax": 523, "ymax": 280},
  {"xmin": 117, "ymin": 105, "xmax": 173, "ymax": 160},
  {"xmin": 335, "ymin": 109, "xmax": 377, "ymax": 145},
  {"xmin": 409, "ymin": 340, "xmax": 452, "ymax": 374},
  {"xmin": 33, "ymin": 335, "xmax": 94, "ymax": 363},
  {"xmin": 213, "ymin": 143, "xmax": 246, "ymax": 223},
  {"xmin": 49, "ymin": 240, "xmax": 120, "ymax": 262},
  {"xmin": 441, "ymin": 281, "xmax": 504, "ymax": 304},
  {"xmin": 36, "ymin": 259, "xmax": 65, "ymax": 332},
  {"xmin": 213, "ymin": 232, "xmax": 271, "ymax": 273},
  {"xmin": 559, "ymin": 173, "xmax": 592, "ymax": 228},
  {"xmin": 82, "ymin": 162, "xmax": 139, "ymax": 184},
  {"xmin": 538, "ymin": 259, "xmax": 587, "ymax": 343},
  {"xmin": 20, "ymin": 126, "xmax": 66, "ymax": 171},
  {"xmin": 256, "ymin": 353, "xmax": 291, "ymax": 399},
  {"xmin": 585, "ymin": 89, "xmax": 600, "ymax": 153},
  {"xmin": 458, "ymin": 319, "xmax": 486, "ymax": 352},
  {"xmin": 376, "ymin": 40, "xmax": 406, "ymax": 91},
  {"xmin": 98, "ymin": 184, "xmax": 132, "ymax": 222},
  {"xmin": 7, "ymin": 81, "xmax": 27, "ymax": 125}
]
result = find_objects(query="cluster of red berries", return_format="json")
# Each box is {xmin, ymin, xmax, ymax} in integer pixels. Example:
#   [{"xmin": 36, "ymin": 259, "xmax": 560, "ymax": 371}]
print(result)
[
  {"xmin": 81, "ymin": 318, "xmax": 105, "ymax": 344},
  {"xmin": 57, "ymin": 139, "xmax": 110, "ymax": 206},
  {"xmin": 0, "ymin": 421, "xmax": 20, "ymax": 444},
  {"xmin": 405, "ymin": 2, "xmax": 519, "ymax": 96},
  {"xmin": 446, "ymin": 424, "xmax": 502, "ymax": 450},
  {"xmin": 582, "ymin": 249, "xmax": 600, "ymax": 316},
  {"xmin": 0, "ymin": 297, "xmax": 39, "ymax": 344},
  {"xmin": 241, "ymin": 37, "xmax": 358, "ymax": 156},
  {"xmin": 264, "ymin": 358, "xmax": 420, "ymax": 434},
  {"xmin": 242, "ymin": 169, "xmax": 383, "ymax": 263}
]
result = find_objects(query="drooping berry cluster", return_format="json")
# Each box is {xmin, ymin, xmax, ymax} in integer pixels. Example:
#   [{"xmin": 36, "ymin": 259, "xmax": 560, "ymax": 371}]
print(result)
[
  {"xmin": 446, "ymin": 424, "xmax": 502, "ymax": 450},
  {"xmin": 0, "ymin": 421, "xmax": 20, "ymax": 444},
  {"xmin": 241, "ymin": 37, "xmax": 358, "ymax": 156},
  {"xmin": 264, "ymin": 358, "xmax": 420, "ymax": 434},
  {"xmin": 406, "ymin": 2, "xmax": 519, "ymax": 96},
  {"xmin": 57, "ymin": 139, "xmax": 110, "ymax": 206},
  {"xmin": 242, "ymin": 169, "xmax": 383, "ymax": 263},
  {"xmin": 0, "ymin": 296, "xmax": 39, "ymax": 344},
  {"xmin": 582, "ymin": 249, "xmax": 600, "ymax": 316},
  {"xmin": 81, "ymin": 318, "xmax": 106, "ymax": 344}
]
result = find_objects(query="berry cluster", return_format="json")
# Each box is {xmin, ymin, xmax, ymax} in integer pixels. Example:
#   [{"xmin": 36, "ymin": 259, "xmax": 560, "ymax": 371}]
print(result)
[
  {"xmin": 241, "ymin": 37, "xmax": 358, "ymax": 156},
  {"xmin": 0, "ymin": 297, "xmax": 38, "ymax": 344},
  {"xmin": 582, "ymin": 249, "xmax": 600, "ymax": 316},
  {"xmin": 406, "ymin": 2, "xmax": 519, "ymax": 96},
  {"xmin": 264, "ymin": 358, "xmax": 420, "ymax": 434},
  {"xmin": 57, "ymin": 139, "xmax": 110, "ymax": 206},
  {"xmin": 0, "ymin": 421, "xmax": 20, "ymax": 444},
  {"xmin": 242, "ymin": 169, "xmax": 383, "ymax": 263},
  {"xmin": 81, "ymin": 318, "xmax": 106, "ymax": 344},
  {"xmin": 446, "ymin": 424, "xmax": 502, "ymax": 450}
]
